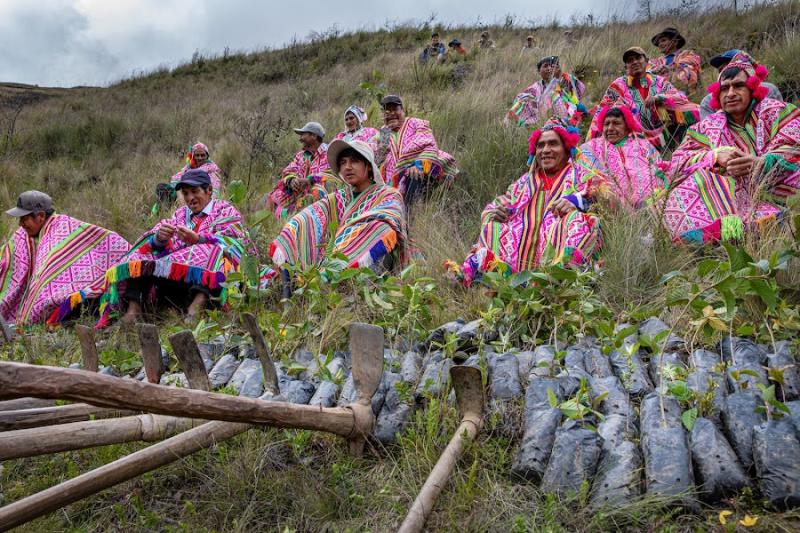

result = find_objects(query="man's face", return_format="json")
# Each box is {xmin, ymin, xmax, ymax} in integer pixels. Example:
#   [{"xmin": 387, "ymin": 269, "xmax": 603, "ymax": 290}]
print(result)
[
  {"xmin": 180, "ymin": 185, "xmax": 213, "ymax": 214},
  {"xmin": 720, "ymin": 70, "xmax": 752, "ymax": 117},
  {"xmin": 537, "ymin": 130, "xmax": 568, "ymax": 174},
  {"xmin": 656, "ymin": 36, "xmax": 677, "ymax": 55},
  {"xmin": 625, "ymin": 54, "xmax": 647, "ymax": 77},
  {"xmin": 382, "ymin": 104, "xmax": 405, "ymax": 131},
  {"xmin": 19, "ymin": 212, "xmax": 47, "ymax": 237},
  {"xmin": 431, "ymin": 35, "xmax": 439, "ymax": 45},
  {"xmin": 299, "ymin": 132, "xmax": 319, "ymax": 151},
  {"xmin": 602, "ymin": 115, "xmax": 630, "ymax": 145},
  {"xmin": 539, "ymin": 62, "xmax": 554, "ymax": 80}
]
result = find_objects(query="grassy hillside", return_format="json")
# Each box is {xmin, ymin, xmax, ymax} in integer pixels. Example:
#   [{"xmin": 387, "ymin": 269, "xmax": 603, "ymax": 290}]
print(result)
[{"xmin": 2, "ymin": 2, "xmax": 800, "ymax": 531}]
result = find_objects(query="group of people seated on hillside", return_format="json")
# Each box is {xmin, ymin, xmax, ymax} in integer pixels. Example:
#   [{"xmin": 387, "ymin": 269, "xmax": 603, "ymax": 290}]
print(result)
[
  {"xmin": 1, "ymin": 27, "xmax": 798, "ymax": 329},
  {"xmin": 419, "ymin": 31, "xmax": 497, "ymax": 64}
]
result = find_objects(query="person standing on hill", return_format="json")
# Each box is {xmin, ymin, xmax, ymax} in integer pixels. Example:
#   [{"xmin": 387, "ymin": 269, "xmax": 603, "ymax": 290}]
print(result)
[
  {"xmin": 505, "ymin": 56, "xmax": 586, "ymax": 127},
  {"xmin": 664, "ymin": 51, "xmax": 800, "ymax": 244},
  {"xmin": 376, "ymin": 94, "xmax": 459, "ymax": 204},
  {"xmin": 596, "ymin": 47, "xmax": 699, "ymax": 152},
  {"xmin": 0, "ymin": 191, "xmax": 130, "ymax": 326},
  {"xmin": 447, "ymin": 118, "xmax": 601, "ymax": 286},
  {"xmin": 419, "ymin": 32, "xmax": 446, "ymax": 63},
  {"xmin": 521, "ymin": 35, "xmax": 536, "ymax": 53},
  {"xmin": 98, "ymin": 169, "xmax": 256, "ymax": 327},
  {"xmin": 700, "ymin": 49, "xmax": 783, "ymax": 119},
  {"xmin": 647, "ymin": 27, "xmax": 703, "ymax": 95},
  {"xmin": 266, "ymin": 122, "xmax": 338, "ymax": 219},
  {"xmin": 334, "ymin": 105, "xmax": 379, "ymax": 150}
]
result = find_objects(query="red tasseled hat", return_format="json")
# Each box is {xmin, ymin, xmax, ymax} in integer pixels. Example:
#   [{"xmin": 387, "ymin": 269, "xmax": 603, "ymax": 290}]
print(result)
[
  {"xmin": 589, "ymin": 105, "xmax": 643, "ymax": 139},
  {"xmin": 707, "ymin": 51, "xmax": 770, "ymax": 110},
  {"xmin": 528, "ymin": 117, "xmax": 581, "ymax": 164}
]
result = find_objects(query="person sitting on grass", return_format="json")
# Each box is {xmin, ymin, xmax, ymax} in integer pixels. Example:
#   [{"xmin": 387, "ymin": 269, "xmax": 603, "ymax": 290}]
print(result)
[
  {"xmin": 264, "ymin": 139, "xmax": 408, "ymax": 285},
  {"xmin": 155, "ymin": 142, "xmax": 224, "ymax": 210},
  {"xmin": 647, "ymin": 27, "xmax": 703, "ymax": 95},
  {"xmin": 664, "ymin": 51, "xmax": 800, "ymax": 244},
  {"xmin": 447, "ymin": 118, "xmax": 601, "ymax": 286},
  {"xmin": 376, "ymin": 94, "xmax": 459, "ymax": 205},
  {"xmin": 419, "ymin": 32, "xmax": 446, "ymax": 64},
  {"xmin": 266, "ymin": 121, "xmax": 338, "ymax": 219},
  {"xmin": 445, "ymin": 39, "xmax": 468, "ymax": 62},
  {"xmin": 0, "ymin": 191, "xmax": 130, "ymax": 326},
  {"xmin": 334, "ymin": 105, "xmax": 379, "ymax": 149},
  {"xmin": 504, "ymin": 56, "xmax": 586, "ymax": 128},
  {"xmin": 97, "ymin": 169, "xmax": 255, "ymax": 327},
  {"xmin": 597, "ymin": 47, "xmax": 700, "ymax": 152},
  {"xmin": 575, "ymin": 105, "xmax": 666, "ymax": 212}
]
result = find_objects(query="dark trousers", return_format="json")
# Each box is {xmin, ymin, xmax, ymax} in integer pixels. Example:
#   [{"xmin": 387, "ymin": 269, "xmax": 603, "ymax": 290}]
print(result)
[{"xmin": 124, "ymin": 276, "xmax": 218, "ymax": 312}]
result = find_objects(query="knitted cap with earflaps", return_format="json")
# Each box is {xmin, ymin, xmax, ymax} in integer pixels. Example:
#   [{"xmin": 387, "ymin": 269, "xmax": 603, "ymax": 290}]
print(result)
[{"xmin": 706, "ymin": 51, "xmax": 770, "ymax": 110}]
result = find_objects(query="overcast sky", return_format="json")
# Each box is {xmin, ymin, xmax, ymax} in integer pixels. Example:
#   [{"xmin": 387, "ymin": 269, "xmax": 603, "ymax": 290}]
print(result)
[{"xmin": 0, "ymin": 0, "xmax": 646, "ymax": 87}]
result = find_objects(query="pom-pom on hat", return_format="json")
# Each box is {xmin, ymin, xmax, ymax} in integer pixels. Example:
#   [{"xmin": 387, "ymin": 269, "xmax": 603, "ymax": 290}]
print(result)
[
  {"xmin": 706, "ymin": 51, "xmax": 770, "ymax": 110},
  {"xmin": 527, "ymin": 117, "xmax": 581, "ymax": 166}
]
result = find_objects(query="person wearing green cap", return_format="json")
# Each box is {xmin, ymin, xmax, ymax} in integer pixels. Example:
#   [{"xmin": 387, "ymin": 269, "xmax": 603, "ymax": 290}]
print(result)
[{"xmin": 0, "ymin": 190, "xmax": 130, "ymax": 326}]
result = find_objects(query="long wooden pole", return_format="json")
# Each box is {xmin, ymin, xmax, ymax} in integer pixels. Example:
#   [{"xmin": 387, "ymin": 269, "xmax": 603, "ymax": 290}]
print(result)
[
  {"xmin": 0, "ymin": 361, "xmax": 361, "ymax": 436},
  {"xmin": 0, "ymin": 414, "xmax": 203, "ymax": 460},
  {"xmin": 398, "ymin": 366, "xmax": 485, "ymax": 533},
  {"xmin": 0, "ymin": 398, "xmax": 55, "ymax": 412},
  {"xmin": 0, "ymin": 404, "xmax": 134, "ymax": 431},
  {"xmin": 0, "ymin": 420, "xmax": 249, "ymax": 531}
]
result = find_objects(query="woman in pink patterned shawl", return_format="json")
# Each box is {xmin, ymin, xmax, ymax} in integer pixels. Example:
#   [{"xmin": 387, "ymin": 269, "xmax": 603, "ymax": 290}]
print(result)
[
  {"xmin": 169, "ymin": 142, "xmax": 224, "ymax": 197},
  {"xmin": 98, "ymin": 169, "xmax": 256, "ymax": 326},
  {"xmin": 575, "ymin": 105, "xmax": 666, "ymax": 211},
  {"xmin": 334, "ymin": 105, "xmax": 379, "ymax": 150},
  {"xmin": 446, "ymin": 119, "xmax": 601, "ymax": 286},
  {"xmin": 376, "ymin": 94, "xmax": 459, "ymax": 203},
  {"xmin": 664, "ymin": 51, "xmax": 800, "ymax": 244},
  {"xmin": 0, "ymin": 191, "xmax": 130, "ymax": 326}
]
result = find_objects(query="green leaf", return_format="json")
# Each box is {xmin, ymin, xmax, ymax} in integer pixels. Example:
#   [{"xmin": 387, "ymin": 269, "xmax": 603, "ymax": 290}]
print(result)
[
  {"xmin": 736, "ymin": 324, "xmax": 755, "ymax": 336},
  {"xmin": 241, "ymin": 255, "xmax": 260, "ymax": 287},
  {"xmin": 681, "ymin": 407, "xmax": 698, "ymax": 431},
  {"xmin": 750, "ymin": 278, "xmax": 777, "ymax": 310},
  {"xmin": 697, "ymin": 259, "xmax": 719, "ymax": 278},
  {"xmin": 226, "ymin": 180, "xmax": 246, "ymax": 206},
  {"xmin": 547, "ymin": 387, "xmax": 558, "ymax": 408},
  {"xmin": 659, "ymin": 270, "xmax": 685, "ymax": 285},
  {"xmin": 667, "ymin": 380, "xmax": 692, "ymax": 402},
  {"xmin": 510, "ymin": 270, "xmax": 534, "ymax": 288},
  {"xmin": 371, "ymin": 292, "xmax": 393, "ymax": 310}
]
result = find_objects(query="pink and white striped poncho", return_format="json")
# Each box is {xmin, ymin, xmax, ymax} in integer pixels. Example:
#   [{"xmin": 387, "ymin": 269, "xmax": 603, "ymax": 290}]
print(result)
[{"xmin": 0, "ymin": 214, "xmax": 130, "ymax": 326}]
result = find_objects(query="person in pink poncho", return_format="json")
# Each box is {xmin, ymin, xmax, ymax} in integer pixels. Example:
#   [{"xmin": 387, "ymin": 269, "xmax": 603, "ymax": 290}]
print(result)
[
  {"xmin": 375, "ymin": 94, "xmax": 459, "ymax": 204},
  {"xmin": 0, "ymin": 191, "xmax": 130, "ymax": 327},
  {"xmin": 98, "ymin": 169, "xmax": 255, "ymax": 326},
  {"xmin": 664, "ymin": 51, "xmax": 800, "ymax": 244},
  {"xmin": 575, "ymin": 105, "xmax": 666, "ymax": 211},
  {"xmin": 266, "ymin": 121, "xmax": 338, "ymax": 219},
  {"xmin": 597, "ymin": 47, "xmax": 700, "ymax": 152},
  {"xmin": 155, "ymin": 142, "xmax": 224, "ymax": 210},
  {"xmin": 334, "ymin": 105, "xmax": 379, "ymax": 150},
  {"xmin": 446, "ymin": 119, "xmax": 601, "ymax": 286},
  {"xmin": 504, "ymin": 56, "xmax": 587, "ymax": 127}
]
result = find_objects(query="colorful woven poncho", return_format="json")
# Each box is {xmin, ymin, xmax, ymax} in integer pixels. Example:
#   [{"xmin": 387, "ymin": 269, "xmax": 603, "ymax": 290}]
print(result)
[
  {"xmin": 334, "ymin": 127, "xmax": 379, "ymax": 151},
  {"xmin": 598, "ymin": 74, "xmax": 700, "ymax": 151},
  {"xmin": 0, "ymin": 214, "xmax": 131, "ymax": 326},
  {"xmin": 664, "ymin": 98, "xmax": 800, "ymax": 243},
  {"xmin": 380, "ymin": 117, "xmax": 459, "ymax": 197},
  {"xmin": 97, "ymin": 200, "xmax": 255, "ymax": 327},
  {"xmin": 505, "ymin": 72, "xmax": 587, "ymax": 127},
  {"xmin": 576, "ymin": 107, "xmax": 666, "ymax": 211},
  {"xmin": 170, "ymin": 162, "xmax": 224, "ymax": 197},
  {"xmin": 648, "ymin": 49, "xmax": 703, "ymax": 94},
  {"xmin": 268, "ymin": 183, "xmax": 408, "ymax": 272},
  {"xmin": 451, "ymin": 162, "xmax": 601, "ymax": 286},
  {"xmin": 267, "ymin": 144, "xmax": 340, "ymax": 219}
]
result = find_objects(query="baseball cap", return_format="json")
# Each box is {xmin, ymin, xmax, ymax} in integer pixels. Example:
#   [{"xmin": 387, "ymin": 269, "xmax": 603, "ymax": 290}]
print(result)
[
  {"xmin": 5, "ymin": 190, "xmax": 53, "ymax": 217},
  {"xmin": 380, "ymin": 94, "xmax": 403, "ymax": 108},
  {"xmin": 623, "ymin": 46, "xmax": 648, "ymax": 62},
  {"xmin": 710, "ymin": 49, "xmax": 741, "ymax": 69},
  {"xmin": 175, "ymin": 169, "xmax": 212, "ymax": 190},
  {"xmin": 293, "ymin": 121, "xmax": 325, "ymax": 138}
]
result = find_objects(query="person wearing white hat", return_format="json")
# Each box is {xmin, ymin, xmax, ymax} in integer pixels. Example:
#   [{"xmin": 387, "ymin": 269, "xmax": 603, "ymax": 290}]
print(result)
[
  {"xmin": 266, "ymin": 121, "xmax": 337, "ymax": 219},
  {"xmin": 266, "ymin": 139, "xmax": 408, "ymax": 279}
]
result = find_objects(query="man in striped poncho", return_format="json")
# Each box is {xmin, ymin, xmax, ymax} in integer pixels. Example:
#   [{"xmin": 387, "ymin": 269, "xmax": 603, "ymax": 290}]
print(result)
[{"xmin": 0, "ymin": 191, "xmax": 130, "ymax": 327}]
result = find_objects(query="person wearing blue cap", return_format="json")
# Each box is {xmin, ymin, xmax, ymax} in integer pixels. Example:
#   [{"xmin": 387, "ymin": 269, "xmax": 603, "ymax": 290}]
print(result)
[
  {"xmin": 699, "ymin": 49, "xmax": 783, "ymax": 118},
  {"xmin": 97, "ymin": 168, "xmax": 256, "ymax": 327}
]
